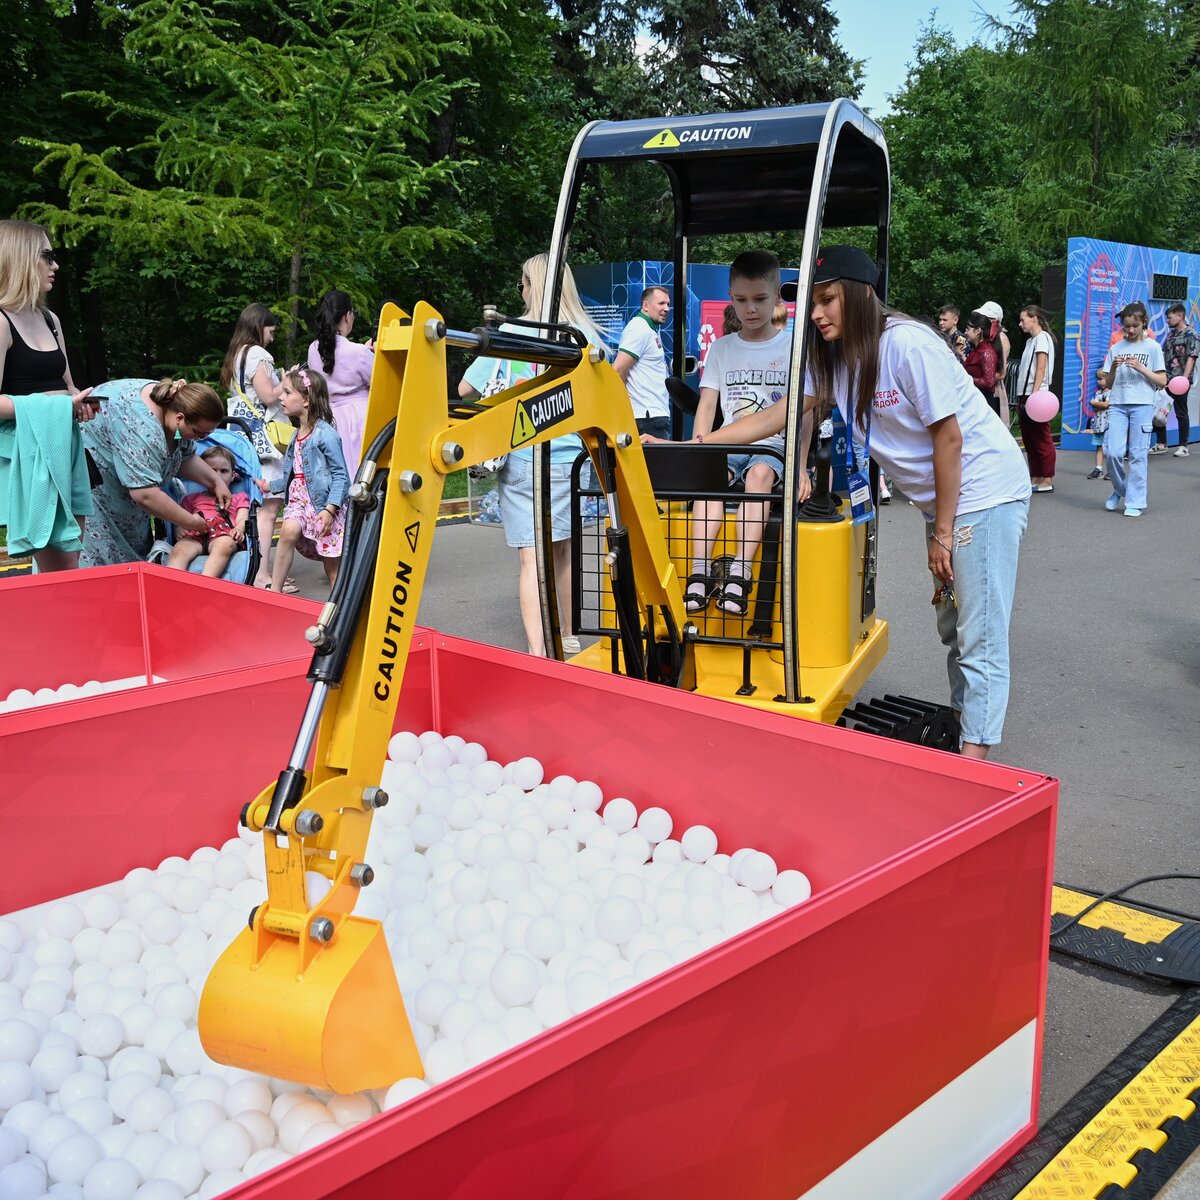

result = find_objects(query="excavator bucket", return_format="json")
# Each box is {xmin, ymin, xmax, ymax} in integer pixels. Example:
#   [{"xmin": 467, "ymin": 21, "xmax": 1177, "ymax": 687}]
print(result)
[{"xmin": 199, "ymin": 915, "xmax": 422, "ymax": 1095}]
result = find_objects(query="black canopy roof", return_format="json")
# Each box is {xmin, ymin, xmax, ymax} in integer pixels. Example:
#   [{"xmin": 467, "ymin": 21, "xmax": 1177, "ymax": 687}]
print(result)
[{"xmin": 573, "ymin": 104, "xmax": 888, "ymax": 236}]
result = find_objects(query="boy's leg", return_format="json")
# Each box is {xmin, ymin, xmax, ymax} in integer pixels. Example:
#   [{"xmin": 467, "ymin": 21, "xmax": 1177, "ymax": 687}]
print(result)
[
  {"xmin": 551, "ymin": 539, "xmax": 573, "ymax": 636},
  {"xmin": 270, "ymin": 519, "xmax": 301, "ymax": 591},
  {"xmin": 200, "ymin": 535, "xmax": 236, "ymax": 578},
  {"xmin": 721, "ymin": 461, "xmax": 778, "ymax": 614},
  {"xmin": 685, "ymin": 499, "xmax": 723, "ymax": 610},
  {"xmin": 167, "ymin": 538, "xmax": 204, "ymax": 572}
]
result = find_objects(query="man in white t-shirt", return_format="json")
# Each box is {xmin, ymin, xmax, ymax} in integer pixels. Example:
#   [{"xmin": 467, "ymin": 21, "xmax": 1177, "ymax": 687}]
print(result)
[{"xmin": 614, "ymin": 286, "xmax": 672, "ymax": 438}]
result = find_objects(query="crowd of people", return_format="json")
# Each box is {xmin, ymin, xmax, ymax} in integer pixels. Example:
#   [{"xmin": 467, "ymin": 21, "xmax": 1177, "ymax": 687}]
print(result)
[
  {"xmin": 3, "ymin": 212, "xmax": 1194, "ymax": 760},
  {"xmin": 0, "ymin": 218, "xmax": 369, "ymax": 592}
]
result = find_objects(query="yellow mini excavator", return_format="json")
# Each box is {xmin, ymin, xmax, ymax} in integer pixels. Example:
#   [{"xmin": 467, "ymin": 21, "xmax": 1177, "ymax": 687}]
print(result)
[{"xmin": 199, "ymin": 100, "xmax": 953, "ymax": 1093}]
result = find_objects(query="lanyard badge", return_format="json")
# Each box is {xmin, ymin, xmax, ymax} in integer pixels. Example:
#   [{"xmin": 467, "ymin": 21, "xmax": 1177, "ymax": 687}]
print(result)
[{"xmin": 844, "ymin": 406, "xmax": 875, "ymax": 526}]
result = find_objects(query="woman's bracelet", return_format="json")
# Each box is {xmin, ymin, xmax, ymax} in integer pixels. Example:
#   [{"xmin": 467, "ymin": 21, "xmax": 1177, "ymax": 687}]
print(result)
[{"xmin": 930, "ymin": 533, "xmax": 952, "ymax": 554}]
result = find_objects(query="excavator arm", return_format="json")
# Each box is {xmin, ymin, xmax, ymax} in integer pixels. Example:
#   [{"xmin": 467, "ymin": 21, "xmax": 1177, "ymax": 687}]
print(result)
[{"xmin": 199, "ymin": 302, "xmax": 691, "ymax": 1093}]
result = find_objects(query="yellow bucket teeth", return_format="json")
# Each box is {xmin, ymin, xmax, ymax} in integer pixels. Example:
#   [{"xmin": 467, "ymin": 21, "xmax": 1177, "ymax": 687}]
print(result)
[{"xmin": 199, "ymin": 917, "xmax": 422, "ymax": 1095}]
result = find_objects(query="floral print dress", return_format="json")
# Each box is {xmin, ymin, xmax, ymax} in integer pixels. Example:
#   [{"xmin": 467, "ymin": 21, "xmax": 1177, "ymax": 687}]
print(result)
[{"xmin": 282, "ymin": 431, "xmax": 345, "ymax": 560}]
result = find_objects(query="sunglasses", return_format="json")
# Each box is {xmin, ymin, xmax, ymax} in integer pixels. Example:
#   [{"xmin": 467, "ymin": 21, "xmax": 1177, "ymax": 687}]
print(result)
[{"xmin": 40, "ymin": 249, "xmax": 58, "ymax": 265}]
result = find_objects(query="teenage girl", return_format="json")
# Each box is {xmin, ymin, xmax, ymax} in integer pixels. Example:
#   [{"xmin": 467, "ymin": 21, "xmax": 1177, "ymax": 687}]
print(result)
[{"xmin": 258, "ymin": 366, "xmax": 349, "ymax": 591}]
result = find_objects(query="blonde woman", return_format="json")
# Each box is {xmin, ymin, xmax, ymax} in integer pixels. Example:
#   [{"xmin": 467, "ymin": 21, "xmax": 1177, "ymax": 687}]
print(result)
[
  {"xmin": 0, "ymin": 219, "xmax": 96, "ymax": 570},
  {"xmin": 457, "ymin": 254, "xmax": 609, "ymax": 656}
]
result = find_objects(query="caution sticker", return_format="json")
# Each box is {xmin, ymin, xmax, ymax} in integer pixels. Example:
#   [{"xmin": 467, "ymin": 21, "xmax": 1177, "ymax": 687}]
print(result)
[
  {"xmin": 511, "ymin": 382, "xmax": 575, "ymax": 448},
  {"xmin": 643, "ymin": 129, "xmax": 680, "ymax": 149}
]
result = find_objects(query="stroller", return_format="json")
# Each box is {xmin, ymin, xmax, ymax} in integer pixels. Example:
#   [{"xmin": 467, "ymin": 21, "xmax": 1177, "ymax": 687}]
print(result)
[{"xmin": 148, "ymin": 417, "xmax": 264, "ymax": 585}]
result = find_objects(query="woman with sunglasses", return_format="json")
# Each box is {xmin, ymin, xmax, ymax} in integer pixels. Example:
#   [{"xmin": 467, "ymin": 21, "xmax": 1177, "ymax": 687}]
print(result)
[{"xmin": 0, "ymin": 219, "xmax": 98, "ymax": 571}]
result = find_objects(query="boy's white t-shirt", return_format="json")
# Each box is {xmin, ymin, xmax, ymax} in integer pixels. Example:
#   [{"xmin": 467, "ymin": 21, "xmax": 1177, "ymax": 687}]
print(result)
[
  {"xmin": 700, "ymin": 328, "xmax": 791, "ymax": 452},
  {"xmin": 1101, "ymin": 337, "xmax": 1166, "ymax": 406},
  {"xmin": 806, "ymin": 320, "xmax": 1031, "ymax": 520}
]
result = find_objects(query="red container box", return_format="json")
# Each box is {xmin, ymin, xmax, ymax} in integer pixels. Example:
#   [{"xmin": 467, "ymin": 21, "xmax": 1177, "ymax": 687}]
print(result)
[
  {"xmin": 3, "ymin": 592, "xmax": 1057, "ymax": 1200},
  {"xmin": 1, "ymin": 563, "xmax": 317, "ymax": 900}
]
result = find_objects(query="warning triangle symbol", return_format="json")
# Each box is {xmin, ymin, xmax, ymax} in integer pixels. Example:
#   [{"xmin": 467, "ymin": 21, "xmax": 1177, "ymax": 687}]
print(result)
[
  {"xmin": 643, "ymin": 129, "xmax": 680, "ymax": 149},
  {"xmin": 512, "ymin": 402, "xmax": 537, "ymax": 447},
  {"xmin": 404, "ymin": 522, "xmax": 419, "ymax": 553}
]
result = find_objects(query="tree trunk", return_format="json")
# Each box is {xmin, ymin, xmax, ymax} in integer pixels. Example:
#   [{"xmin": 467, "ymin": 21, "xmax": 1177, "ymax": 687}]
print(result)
[{"xmin": 287, "ymin": 242, "xmax": 302, "ymax": 362}]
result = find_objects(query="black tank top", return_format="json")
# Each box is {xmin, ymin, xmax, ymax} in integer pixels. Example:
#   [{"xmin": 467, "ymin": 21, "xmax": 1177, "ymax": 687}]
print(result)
[{"xmin": 1, "ymin": 310, "xmax": 68, "ymax": 394}]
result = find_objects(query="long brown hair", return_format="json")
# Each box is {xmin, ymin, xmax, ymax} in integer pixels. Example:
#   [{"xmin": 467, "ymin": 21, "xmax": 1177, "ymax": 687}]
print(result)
[
  {"xmin": 284, "ymin": 364, "xmax": 334, "ymax": 429},
  {"xmin": 220, "ymin": 302, "xmax": 277, "ymax": 391},
  {"xmin": 1021, "ymin": 305, "xmax": 1058, "ymax": 344},
  {"xmin": 807, "ymin": 281, "xmax": 921, "ymax": 432}
]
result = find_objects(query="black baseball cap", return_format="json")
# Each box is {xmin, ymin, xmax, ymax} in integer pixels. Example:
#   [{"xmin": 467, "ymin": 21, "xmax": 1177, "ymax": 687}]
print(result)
[{"xmin": 812, "ymin": 245, "xmax": 880, "ymax": 290}]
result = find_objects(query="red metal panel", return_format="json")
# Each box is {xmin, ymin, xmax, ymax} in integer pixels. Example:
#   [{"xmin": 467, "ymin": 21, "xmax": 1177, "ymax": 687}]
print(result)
[{"xmin": 1, "ymin": 597, "xmax": 1056, "ymax": 1199}]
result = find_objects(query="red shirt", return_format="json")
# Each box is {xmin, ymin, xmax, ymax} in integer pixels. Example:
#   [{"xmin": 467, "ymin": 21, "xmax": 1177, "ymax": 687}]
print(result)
[{"xmin": 964, "ymin": 342, "xmax": 998, "ymax": 395}]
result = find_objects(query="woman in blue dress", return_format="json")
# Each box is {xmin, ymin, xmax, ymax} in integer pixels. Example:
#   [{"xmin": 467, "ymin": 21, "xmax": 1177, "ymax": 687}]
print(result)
[{"xmin": 80, "ymin": 378, "xmax": 227, "ymax": 567}]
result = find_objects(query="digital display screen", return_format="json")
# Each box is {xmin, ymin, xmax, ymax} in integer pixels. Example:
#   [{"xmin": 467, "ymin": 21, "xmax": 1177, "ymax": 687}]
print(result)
[{"xmin": 1151, "ymin": 272, "xmax": 1189, "ymax": 302}]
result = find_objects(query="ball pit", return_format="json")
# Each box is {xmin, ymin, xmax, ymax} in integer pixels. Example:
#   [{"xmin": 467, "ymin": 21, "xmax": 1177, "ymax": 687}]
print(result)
[{"xmin": 2, "ymin": 622, "xmax": 1057, "ymax": 1199}]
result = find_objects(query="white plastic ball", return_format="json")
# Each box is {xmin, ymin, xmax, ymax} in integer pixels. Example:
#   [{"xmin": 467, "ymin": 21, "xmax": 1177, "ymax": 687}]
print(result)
[
  {"xmin": 81, "ymin": 1158, "xmax": 139, "ymax": 1200},
  {"xmin": 82, "ymin": 893, "xmax": 122, "ymax": 932},
  {"xmin": 681, "ymin": 825, "xmax": 719, "ymax": 863},
  {"xmin": 570, "ymin": 780, "xmax": 604, "ymax": 813},
  {"xmin": 47, "ymin": 1133, "xmax": 102, "ymax": 1185},
  {"xmin": 489, "ymin": 954, "xmax": 540, "ymax": 1008},
  {"xmin": 737, "ymin": 850, "xmax": 778, "ymax": 893},
  {"xmin": 64, "ymin": 1096, "xmax": 113, "ymax": 1136},
  {"xmin": 141, "ymin": 909, "xmax": 182, "ymax": 947},
  {"xmin": 382, "ymin": 1077, "xmax": 430, "ymax": 1109},
  {"xmin": 0, "ymin": 1018, "xmax": 40, "ymax": 1064},
  {"xmin": 636, "ymin": 807, "xmax": 673, "ymax": 844},
  {"xmin": 222, "ymin": 1077, "xmax": 272, "ymax": 1119},
  {"xmin": 0, "ymin": 1061, "xmax": 34, "ymax": 1108},
  {"xmin": 565, "ymin": 971, "xmax": 609, "ymax": 1016},
  {"xmin": 601, "ymin": 797, "xmax": 637, "ymax": 833},
  {"xmin": 232, "ymin": 1110, "xmax": 275, "ymax": 1153},
  {"xmin": 523, "ymin": 917, "xmax": 565, "ymax": 961},
  {"xmin": 510, "ymin": 757, "xmax": 544, "ymax": 791},
  {"xmin": 0, "ymin": 1158, "xmax": 47, "ymax": 1199},
  {"xmin": 199, "ymin": 1119, "xmax": 253, "ymax": 1173},
  {"xmin": 326, "ymin": 1092, "xmax": 375, "ymax": 1128},
  {"xmin": 44, "ymin": 904, "xmax": 86, "ymax": 941},
  {"xmin": 149, "ymin": 1144, "xmax": 204, "ymax": 1195},
  {"xmin": 772, "ymin": 869, "xmax": 813, "ymax": 906},
  {"xmin": 387, "ymin": 730, "xmax": 421, "ymax": 762},
  {"xmin": 132, "ymin": 1182, "xmax": 185, "ymax": 1200},
  {"xmin": 594, "ymin": 896, "xmax": 641, "ymax": 945},
  {"xmin": 78, "ymin": 1014, "xmax": 123, "ymax": 1059},
  {"xmin": 421, "ymin": 1040, "xmax": 466, "ymax": 1085}
]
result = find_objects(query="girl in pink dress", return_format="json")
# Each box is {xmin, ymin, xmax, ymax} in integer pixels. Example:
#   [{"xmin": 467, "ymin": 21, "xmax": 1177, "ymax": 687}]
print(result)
[{"xmin": 257, "ymin": 367, "xmax": 350, "ymax": 592}]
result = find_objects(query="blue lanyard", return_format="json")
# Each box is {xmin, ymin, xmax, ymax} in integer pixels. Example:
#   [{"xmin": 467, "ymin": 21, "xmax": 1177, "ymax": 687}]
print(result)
[{"xmin": 843, "ymin": 393, "xmax": 872, "ymax": 475}]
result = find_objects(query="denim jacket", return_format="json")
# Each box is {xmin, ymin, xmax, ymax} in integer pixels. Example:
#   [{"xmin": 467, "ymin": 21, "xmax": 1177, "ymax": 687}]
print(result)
[{"xmin": 267, "ymin": 419, "xmax": 349, "ymax": 511}]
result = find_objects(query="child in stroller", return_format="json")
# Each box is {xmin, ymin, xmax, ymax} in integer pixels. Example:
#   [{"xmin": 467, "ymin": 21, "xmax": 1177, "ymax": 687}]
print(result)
[{"xmin": 166, "ymin": 445, "xmax": 251, "ymax": 577}]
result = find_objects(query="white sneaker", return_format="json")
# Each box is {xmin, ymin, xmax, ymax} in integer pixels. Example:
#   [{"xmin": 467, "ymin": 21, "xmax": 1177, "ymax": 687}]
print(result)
[
  {"xmin": 560, "ymin": 636, "xmax": 581, "ymax": 656},
  {"xmin": 1174, "ymin": 446, "xmax": 1190, "ymax": 457}
]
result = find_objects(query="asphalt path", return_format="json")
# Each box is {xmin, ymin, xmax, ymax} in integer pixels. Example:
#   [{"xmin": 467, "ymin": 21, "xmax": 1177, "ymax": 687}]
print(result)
[{"xmin": 290, "ymin": 445, "xmax": 1200, "ymax": 1177}]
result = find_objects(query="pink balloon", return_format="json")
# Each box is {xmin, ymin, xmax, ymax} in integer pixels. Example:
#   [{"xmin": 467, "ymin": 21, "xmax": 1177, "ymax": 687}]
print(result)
[
  {"xmin": 1024, "ymin": 389, "xmax": 1059, "ymax": 423},
  {"xmin": 1168, "ymin": 374, "xmax": 1190, "ymax": 396}
]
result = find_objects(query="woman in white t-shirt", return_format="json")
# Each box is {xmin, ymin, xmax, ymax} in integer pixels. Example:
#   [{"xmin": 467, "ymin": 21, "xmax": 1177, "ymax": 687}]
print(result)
[
  {"xmin": 1015, "ymin": 306, "xmax": 1057, "ymax": 493},
  {"xmin": 220, "ymin": 303, "xmax": 286, "ymax": 588},
  {"xmin": 700, "ymin": 245, "xmax": 1031, "ymax": 760},
  {"xmin": 1099, "ymin": 301, "xmax": 1166, "ymax": 517}
]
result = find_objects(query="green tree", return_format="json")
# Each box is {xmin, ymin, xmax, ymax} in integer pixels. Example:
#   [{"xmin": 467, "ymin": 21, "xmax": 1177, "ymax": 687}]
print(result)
[
  {"xmin": 881, "ymin": 25, "xmax": 1041, "ymax": 319},
  {"xmin": 645, "ymin": 0, "xmax": 863, "ymax": 115},
  {"xmin": 991, "ymin": 0, "xmax": 1200, "ymax": 255},
  {"xmin": 24, "ymin": 0, "xmax": 477, "ymax": 362}
]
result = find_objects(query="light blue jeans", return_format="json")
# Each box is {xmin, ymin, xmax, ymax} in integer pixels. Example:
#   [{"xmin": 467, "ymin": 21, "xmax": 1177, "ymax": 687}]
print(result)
[
  {"xmin": 930, "ymin": 498, "xmax": 1029, "ymax": 747},
  {"xmin": 1104, "ymin": 404, "xmax": 1153, "ymax": 510}
]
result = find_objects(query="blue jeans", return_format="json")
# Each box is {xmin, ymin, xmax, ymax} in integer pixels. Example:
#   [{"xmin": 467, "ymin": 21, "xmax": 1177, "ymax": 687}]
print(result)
[
  {"xmin": 1104, "ymin": 405, "xmax": 1153, "ymax": 509},
  {"xmin": 930, "ymin": 498, "xmax": 1029, "ymax": 747}
]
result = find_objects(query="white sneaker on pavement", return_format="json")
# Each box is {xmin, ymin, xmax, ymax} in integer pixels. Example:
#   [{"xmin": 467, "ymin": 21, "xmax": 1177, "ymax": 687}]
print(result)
[{"xmin": 1174, "ymin": 446, "xmax": 1190, "ymax": 457}]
